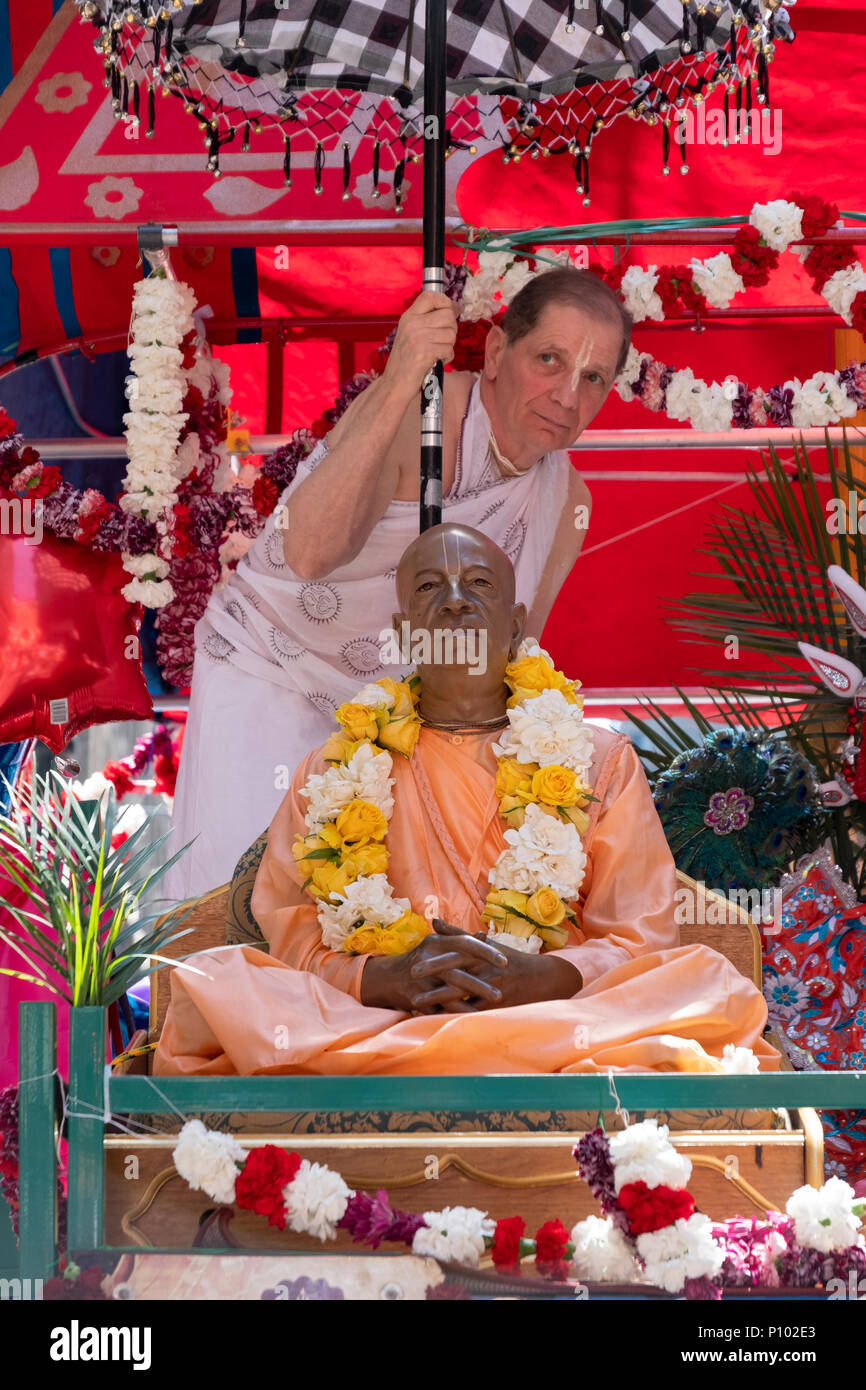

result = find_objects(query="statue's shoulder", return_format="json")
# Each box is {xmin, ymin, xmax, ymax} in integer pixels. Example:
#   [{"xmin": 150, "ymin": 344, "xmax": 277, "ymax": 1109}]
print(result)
[{"xmin": 583, "ymin": 722, "xmax": 633, "ymax": 791}]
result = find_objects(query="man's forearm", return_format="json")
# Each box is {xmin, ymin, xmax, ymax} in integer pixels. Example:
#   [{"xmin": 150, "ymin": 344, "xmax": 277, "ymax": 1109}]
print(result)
[{"xmin": 283, "ymin": 374, "xmax": 416, "ymax": 579}]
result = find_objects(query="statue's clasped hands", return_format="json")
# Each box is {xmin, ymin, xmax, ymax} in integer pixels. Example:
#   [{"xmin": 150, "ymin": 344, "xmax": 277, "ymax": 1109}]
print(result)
[{"xmin": 360, "ymin": 917, "xmax": 582, "ymax": 1014}]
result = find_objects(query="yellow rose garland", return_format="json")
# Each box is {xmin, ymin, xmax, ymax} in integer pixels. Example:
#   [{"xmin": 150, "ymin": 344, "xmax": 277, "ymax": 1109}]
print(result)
[{"xmin": 297, "ymin": 646, "xmax": 595, "ymax": 957}]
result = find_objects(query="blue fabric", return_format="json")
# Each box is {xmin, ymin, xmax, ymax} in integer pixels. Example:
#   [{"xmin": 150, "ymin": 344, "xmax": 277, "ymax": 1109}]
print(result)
[
  {"xmin": 48, "ymin": 247, "xmax": 82, "ymax": 341},
  {"xmin": 0, "ymin": 248, "xmax": 20, "ymax": 362},
  {"xmin": 230, "ymin": 247, "xmax": 261, "ymax": 343},
  {"xmin": 0, "ymin": 741, "xmax": 31, "ymax": 813}
]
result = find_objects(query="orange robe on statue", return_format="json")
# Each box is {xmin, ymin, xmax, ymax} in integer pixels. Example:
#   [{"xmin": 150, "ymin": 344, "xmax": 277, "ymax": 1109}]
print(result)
[{"xmin": 154, "ymin": 725, "xmax": 780, "ymax": 1076}]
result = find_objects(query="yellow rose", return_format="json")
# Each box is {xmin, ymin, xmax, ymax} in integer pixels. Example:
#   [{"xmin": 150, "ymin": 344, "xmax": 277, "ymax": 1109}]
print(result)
[
  {"xmin": 308, "ymin": 858, "xmax": 359, "ymax": 901},
  {"xmin": 292, "ymin": 826, "xmax": 342, "ymax": 879},
  {"xmin": 376, "ymin": 712, "xmax": 421, "ymax": 759},
  {"xmin": 341, "ymin": 841, "xmax": 389, "ymax": 877},
  {"xmin": 498, "ymin": 795, "xmax": 527, "ymax": 829},
  {"xmin": 341, "ymin": 912, "xmax": 430, "ymax": 956},
  {"xmin": 335, "ymin": 799, "xmax": 388, "ymax": 845},
  {"xmin": 335, "ymin": 702, "xmax": 381, "ymax": 742},
  {"xmin": 322, "ymin": 730, "xmax": 368, "ymax": 765},
  {"xmin": 505, "ymin": 655, "xmax": 580, "ymax": 707},
  {"xmin": 495, "ymin": 757, "xmax": 536, "ymax": 798},
  {"xmin": 376, "ymin": 677, "xmax": 417, "ymax": 720},
  {"xmin": 559, "ymin": 803, "xmax": 590, "ymax": 836},
  {"xmin": 530, "ymin": 764, "xmax": 579, "ymax": 807},
  {"xmin": 481, "ymin": 889, "xmax": 534, "ymax": 938},
  {"xmin": 536, "ymin": 923, "xmax": 570, "ymax": 949},
  {"xmin": 526, "ymin": 887, "xmax": 566, "ymax": 930}
]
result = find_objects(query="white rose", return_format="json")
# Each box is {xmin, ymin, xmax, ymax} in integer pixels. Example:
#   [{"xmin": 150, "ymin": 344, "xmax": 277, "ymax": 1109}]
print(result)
[
  {"xmin": 570, "ymin": 1216, "xmax": 640, "ymax": 1283},
  {"xmin": 609, "ymin": 1118, "xmax": 693, "ymax": 1192},
  {"xmin": 719, "ymin": 1044, "xmax": 760, "ymax": 1074},
  {"xmin": 688, "ymin": 252, "xmax": 744, "ymax": 309},
  {"xmin": 786, "ymin": 1176, "xmax": 863, "ymax": 1253},
  {"xmin": 353, "ymin": 683, "xmax": 394, "ymax": 709},
  {"xmin": 499, "ymin": 258, "xmax": 535, "ymax": 303},
  {"xmin": 620, "ymin": 266, "xmax": 664, "ymax": 323},
  {"xmin": 173, "ymin": 1120, "xmax": 245, "ymax": 1206},
  {"xmin": 749, "ymin": 199, "xmax": 803, "ymax": 253},
  {"xmin": 637, "ymin": 1213, "xmax": 725, "ymax": 1293},
  {"xmin": 663, "ymin": 368, "xmax": 699, "ymax": 422},
  {"xmin": 488, "ymin": 848, "xmax": 545, "ymax": 895},
  {"xmin": 486, "ymin": 928, "xmax": 542, "ymax": 954},
  {"xmin": 686, "ymin": 382, "xmax": 733, "ymax": 433},
  {"xmin": 412, "ymin": 1206, "xmax": 494, "ymax": 1267},
  {"xmin": 460, "ymin": 270, "xmax": 499, "ymax": 322},
  {"xmin": 283, "ymin": 1160, "xmax": 353, "ymax": 1242}
]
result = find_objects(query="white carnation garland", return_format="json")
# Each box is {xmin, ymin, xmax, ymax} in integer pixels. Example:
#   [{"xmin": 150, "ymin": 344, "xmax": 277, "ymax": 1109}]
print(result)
[{"xmin": 460, "ymin": 197, "xmax": 866, "ymax": 434}]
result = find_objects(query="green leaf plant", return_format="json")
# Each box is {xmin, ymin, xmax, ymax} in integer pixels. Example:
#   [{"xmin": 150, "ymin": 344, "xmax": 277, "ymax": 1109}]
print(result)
[{"xmin": 0, "ymin": 769, "xmax": 204, "ymax": 1007}]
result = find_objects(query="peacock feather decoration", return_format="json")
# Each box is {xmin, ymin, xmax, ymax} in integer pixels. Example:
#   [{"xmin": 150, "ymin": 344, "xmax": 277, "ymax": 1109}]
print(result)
[{"xmin": 652, "ymin": 728, "xmax": 826, "ymax": 894}]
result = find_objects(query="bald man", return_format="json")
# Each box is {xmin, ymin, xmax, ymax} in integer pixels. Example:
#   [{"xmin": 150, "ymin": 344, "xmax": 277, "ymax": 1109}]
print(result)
[{"xmin": 155, "ymin": 526, "xmax": 778, "ymax": 1076}]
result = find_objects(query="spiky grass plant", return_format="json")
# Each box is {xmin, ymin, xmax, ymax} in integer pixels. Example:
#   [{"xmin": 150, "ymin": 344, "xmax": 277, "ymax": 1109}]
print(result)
[
  {"xmin": 636, "ymin": 428, "xmax": 866, "ymax": 891},
  {"xmin": 0, "ymin": 770, "xmax": 197, "ymax": 1006}
]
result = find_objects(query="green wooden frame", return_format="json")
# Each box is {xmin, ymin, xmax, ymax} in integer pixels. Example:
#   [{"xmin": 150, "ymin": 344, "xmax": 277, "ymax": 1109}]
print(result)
[{"xmin": 15, "ymin": 1000, "xmax": 866, "ymax": 1281}]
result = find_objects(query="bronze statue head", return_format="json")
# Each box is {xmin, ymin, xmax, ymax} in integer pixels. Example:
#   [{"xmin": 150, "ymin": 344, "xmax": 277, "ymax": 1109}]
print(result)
[{"xmin": 393, "ymin": 523, "xmax": 526, "ymax": 726}]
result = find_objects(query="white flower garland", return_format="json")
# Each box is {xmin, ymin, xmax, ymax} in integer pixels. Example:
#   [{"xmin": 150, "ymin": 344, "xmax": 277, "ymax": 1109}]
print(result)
[
  {"xmin": 460, "ymin": 197, "xmax": 866, "ymax": 433},
  {"xmin": 120, "ymin": 274, "xmax": 196, "ymax": 606}
]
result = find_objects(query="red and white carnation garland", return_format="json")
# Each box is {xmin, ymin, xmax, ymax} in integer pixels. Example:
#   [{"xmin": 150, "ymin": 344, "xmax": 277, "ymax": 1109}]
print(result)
[
  {"xmin": 459, "ymin": 192, "xmax": 866, "ymax": 432},
  {"xmin": 172, "ymin": 1098, "xmax": 866, "ymax": 1299}
]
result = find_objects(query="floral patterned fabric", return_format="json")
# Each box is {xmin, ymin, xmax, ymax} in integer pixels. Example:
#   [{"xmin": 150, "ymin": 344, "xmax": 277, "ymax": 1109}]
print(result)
[{"xmin": 762, "ymin": 850, "xmax": 866, "ymax": 1183}]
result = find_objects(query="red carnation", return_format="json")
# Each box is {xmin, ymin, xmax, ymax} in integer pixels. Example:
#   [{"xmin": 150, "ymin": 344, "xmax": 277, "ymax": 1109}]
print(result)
[
  {"xmin": 252, "ymin": 475, "xmax": 280, "ymax": 516},
  {"xmin": 851, "ymin": 290, "xmax": 866, "ymax": 336},
  {"xmin": 802, "ymin": 241, "xmax": 860, "ymax": 291},
  {"xmin": 491, "ymin": 1215, "xmax": 525, "ymax": 1272},
  {"xmin": 731, "ymin": 225, "xmax": 779, "ymax": 287},
  {"xmin": 180, "ymin": 330, "xmax": 198, "ymax": 371},
  {"xmin": 451, "ymin": 318, "xmax": 490, "ymax": 372},
  {"xmin": 534, "ymin": 1217, "xmax": 571, "ymax": 1276},
  {"xmin": 790, "ymin": 191, "xmax": 839, "ymax": 241},
  {"xmin": 26, "ymin": 465, "xmax": 63, "ymax": 499},
  {"xmin": 605, "ymin": 261, "xmax": 627, "ymax": 293},
  {"xmin": 44, "ymin": 1266, "xmax": 108, "ymax": 1301},
  {"xmin": 153, "ymin": 754, "xmax": 178, "ymax": 797},
  {"xmin": 75, "ymin": 500, "xmax": 113, "ymax": 545},
  {"xmin": 102, "ymin": 761, "xmax": 136, "ymax": 800},
  {"xmin": 0, "ymin": 413, "xmax": 18, "ymax": 438},
  {"xmin": 310, "ymin": 415, "xmax": 331, "ymax": 440},
  {"xmin": 172, "ymin": 502, "xmax": 194, "ymax": 559},
  {"xmin": 182, "ymin": 384, "xmax": 204, "ymax": 416},
  {"xmin": 235, "ymin": 1145, "xmax": 302, "ymax": 1230},
  {"xmin": 617, "ymin": 1181, "xmax": 695, "ymax": 1235}
]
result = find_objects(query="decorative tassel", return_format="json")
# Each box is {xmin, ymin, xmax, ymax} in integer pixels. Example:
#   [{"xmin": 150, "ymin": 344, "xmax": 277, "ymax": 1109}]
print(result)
[
  {"xmin": 695, "ymin": 8, "xmax": 705, "ymax": 55},
  {"xmin": 745, "ymin": 72, "xmax": 752, "ymax": 137},
  {"xmin": 393, "ymin": 156, "xmax": 405, "ymax": 212},
  {"xmin": 146, "ymin": 83, "xmax": 155, "ymax": 137},
  {"xmin": 242, "ymin": 121, "xmax": 251, "ymax": 152},
  {"xmin": 111, "ymin": 63, "xmax": 121, "ymax": 112},
  {"xmin": 121, "ymin": 75, "xmax": 129, "ymax": 117},
  {"xmin": 734, "ymin": 77, "xmax": 742, "ymax": 141},
  {"xmin": 722, "ymin": 85, "xmax": 729, "ymax": 145},
  {"xmin": 342, "ymin": 142, "xmax": 351, "ymax": 200},
  {"xmin": 676, "ymin": 112, "xmax": 688, "ymax": 173},
  {"xmin": 662, "ymin": 119, "xmax": 671, "ymax": 174},
  {"xmin": 594, "ymin": 0, "xmax": 604, "ymax": 37},
  {"xmin": 372, "ymin": 138, "xmax": 380, "ymax": 197},
  {"xmin": 681, "ymin": 6, "xmax": 691, "ymax": 54},
  {"xmin": 208, "ymin": 124, "xmax": 220, "ymax": 176},
  {"xmin": 236, "ymin": 0, "xmax": 247, "ymax": 48},
  {"xmin": 622, "ymin": 0, "xmax": 631, "ymax": 42},
  {"xmin": 283, "ymin": 134, "xmax": 292, "ymax": 187},
  {"xmin": 566, "ymin": 0, "xmax": 576, "ymax": 33},
  {"xmin": 314, "ymin": 140, "xmax": 324, "ymax": 194},
  {"xmin": 165, "ymin": 17, "xmax": 173, "ymax": 63},
  {"xmin": 133, "ymin": 78, "xmax": 141, "ymax": 124},
  {"xmin": 153, "ymin": 19, "xmax": 162, "ymax": 68},
  {"xmin": 757, "ymin": 48, "xmax": 769, "ymax": 104}
]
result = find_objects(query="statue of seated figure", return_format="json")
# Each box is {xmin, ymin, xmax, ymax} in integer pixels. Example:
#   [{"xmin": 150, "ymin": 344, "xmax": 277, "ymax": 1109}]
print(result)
[{"xmin": 155, "ymin": 523, "xmax": 780, "ymax": 1076}]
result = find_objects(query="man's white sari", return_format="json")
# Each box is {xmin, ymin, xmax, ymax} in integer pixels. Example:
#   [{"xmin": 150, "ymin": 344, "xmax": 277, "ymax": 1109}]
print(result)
[{"xmin": 166, "ymin": 377, "xmax": 571, "ymax": 900}]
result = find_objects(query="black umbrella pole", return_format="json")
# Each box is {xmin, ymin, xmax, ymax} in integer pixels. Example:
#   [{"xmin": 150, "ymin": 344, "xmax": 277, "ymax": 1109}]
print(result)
[{"xmin": 420, "ymin": 0, "xmax": 447, "ymax": 532}]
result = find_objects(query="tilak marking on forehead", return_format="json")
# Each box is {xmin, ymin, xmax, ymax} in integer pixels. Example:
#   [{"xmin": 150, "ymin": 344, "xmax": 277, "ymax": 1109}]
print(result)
[
  {"xmin": 442, "ymin": 528, "xmax": 462, "ymax": 581},
  {"xmin": 570, "ymin": 337, "xmax": 595, "ymax": 395}
]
